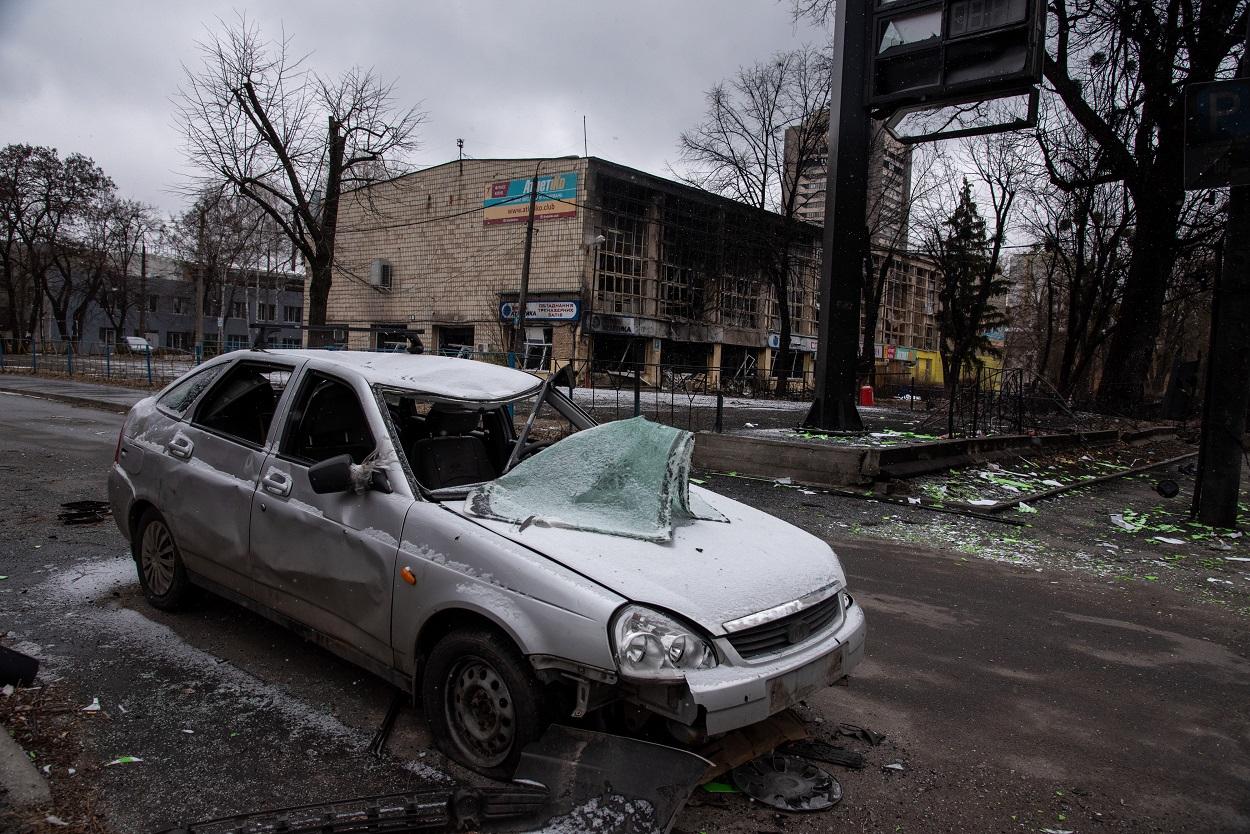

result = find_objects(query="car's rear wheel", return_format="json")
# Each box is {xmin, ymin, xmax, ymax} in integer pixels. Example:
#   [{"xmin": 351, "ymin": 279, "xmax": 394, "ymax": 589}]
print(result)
[
  {"xmin": 133, "ymin": 508, "xmax": 195, "ymax": 611},
  {"xmin": 421, "ymin": 628, "xmax": 545, "ymax": 778}
]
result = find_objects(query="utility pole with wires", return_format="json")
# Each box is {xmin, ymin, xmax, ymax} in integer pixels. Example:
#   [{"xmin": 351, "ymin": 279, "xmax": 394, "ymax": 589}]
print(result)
[{"xmin": 512, "ymin": 161, "xmax": 542, "ymax": 361}]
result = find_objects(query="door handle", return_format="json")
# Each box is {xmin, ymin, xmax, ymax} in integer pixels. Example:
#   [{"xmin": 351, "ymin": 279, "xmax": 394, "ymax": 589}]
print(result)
[
  {"xmin": 166, "ymin": 435, "xmax": 194, "ymax": 460},
  {"xmin": 261, "ymin": 469, "xmax": 292, "ymax": 497}
]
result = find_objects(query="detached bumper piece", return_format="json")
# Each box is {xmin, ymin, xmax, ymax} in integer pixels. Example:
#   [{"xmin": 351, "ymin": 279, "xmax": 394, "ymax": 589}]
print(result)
[{"xmin": 155, "ymin": 785, "xmax": 551, "ymax": 834}]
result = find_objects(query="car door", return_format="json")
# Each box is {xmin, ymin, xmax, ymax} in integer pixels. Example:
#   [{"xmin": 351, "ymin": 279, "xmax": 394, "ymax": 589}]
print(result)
[
  {"xmin": 247, "ymin": 368, "xmax": 413, "ymax": 666},
  {"xmin": 159, "ymin": 358, "xmax": 298, "ymax": 595}
]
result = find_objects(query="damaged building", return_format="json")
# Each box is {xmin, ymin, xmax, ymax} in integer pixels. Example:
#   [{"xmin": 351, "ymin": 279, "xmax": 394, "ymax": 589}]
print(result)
[{"xmin": 325, "ymin": 157, "xmax": 822, "ymax": 387}]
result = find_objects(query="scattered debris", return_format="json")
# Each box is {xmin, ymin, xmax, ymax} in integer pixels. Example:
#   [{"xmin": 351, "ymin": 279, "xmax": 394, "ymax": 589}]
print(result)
[
  {"xmin": 1152, "ymin": 536, "xmax": 1185, "ymax": 545},
  {"xmin": 45, "ymin": 816, "xmax": 69, "ymax": 827},
  {"xmin": 835, "ymin": 723, "xmax": 885, "ymax": 746},
  {"xmin": 104, "ymin": 755, "xmax": 142, "ymax": 766},
  {"xmin": 780, "ymin": 739, "xmax": 865, "ymax": 770},
  {"xmin": 151, "ymin": 786, "xmax": 551, "ymax": 833},
  {"xmin": 1156, "ymin": 479, "xmax": 1180, "ymax": 498},
  {"xmin": 731, "ymin": 754, "xmax": 842, "ymax": 812},
  {"xmin": 81, "ymin": 697, "xmax": 101, "ymax": 713},
  {"xmin": 1110, "ymin": 514, "xmax": 1137, "ymax": 531},
  {"xmin": 57, "ymin": 499, "xmax": 112, "ymax": 525},
  {"xmin": 515, "ymin": 725, "xmax": 709, "ymax": 832},
  {"xmin": 0, "ymin": 644, "xmax": 40, "ymax": 686},
  {"xmin": 882, "ymin": 761, "xmax": 906, "ymax": 772}
]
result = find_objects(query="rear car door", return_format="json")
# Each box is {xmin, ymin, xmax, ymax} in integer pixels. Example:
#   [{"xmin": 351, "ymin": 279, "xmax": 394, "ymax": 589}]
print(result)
[
  {"xmin": 159, "ymin": 358, "xmax": 297, "ymax": 596},
  {"xmin": 248, "ymin": 369, "xmax": 412, "ymax": 666}
]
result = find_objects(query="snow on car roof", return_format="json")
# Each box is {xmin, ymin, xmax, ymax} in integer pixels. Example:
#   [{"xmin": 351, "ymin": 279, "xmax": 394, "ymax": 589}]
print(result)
[{"xmin": 266, "ymin": 350, "xmax": 543, "ymax": 401}]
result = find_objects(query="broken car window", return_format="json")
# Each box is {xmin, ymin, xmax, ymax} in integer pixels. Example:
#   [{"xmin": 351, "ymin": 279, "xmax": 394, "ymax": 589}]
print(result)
[
  {"xmin": 282, "ymin": 373, "xmax": 375, "ymax": 465},
  {"xmin": 193, "ymin": 362, "xmax": 291, "ymax": 447},
  {"xmin": 157, "ymin": 363, "xmax": 226, "ymax": 416},
  {"xmin": 466, "ymin": 416, "xmax": 726, "ymax": 542}
]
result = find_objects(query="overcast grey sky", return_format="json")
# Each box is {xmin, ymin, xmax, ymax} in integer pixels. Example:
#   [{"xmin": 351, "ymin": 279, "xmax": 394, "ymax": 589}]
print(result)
[{"xmin": 0, "ymin": 1, "xmax": 827, "ymax": 217}]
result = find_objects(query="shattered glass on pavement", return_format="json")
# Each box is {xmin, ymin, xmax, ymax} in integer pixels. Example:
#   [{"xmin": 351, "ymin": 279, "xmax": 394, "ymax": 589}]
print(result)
[{"xmin": 467, "ymin": 417, "xmax": 726, "ymax": 542}]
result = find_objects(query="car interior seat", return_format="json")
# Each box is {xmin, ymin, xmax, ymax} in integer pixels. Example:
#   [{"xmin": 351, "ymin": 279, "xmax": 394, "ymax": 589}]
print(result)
[{"xmin": 409, "ymin": 406, "xmax": 497, "ymax": 489}]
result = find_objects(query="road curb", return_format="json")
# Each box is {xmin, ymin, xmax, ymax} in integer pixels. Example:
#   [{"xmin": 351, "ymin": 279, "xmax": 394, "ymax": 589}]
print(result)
[
  {"xmin": 0, "ymin": 723, "xmax": 50, "ymax": 809},
  {"xmin": 0, "ymin": 386, "xmax": 131, "ymax": 415}
]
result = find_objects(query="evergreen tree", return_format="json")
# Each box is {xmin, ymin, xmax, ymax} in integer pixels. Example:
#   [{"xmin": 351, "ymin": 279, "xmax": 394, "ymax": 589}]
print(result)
[{"xmin": 933, "ymin": 180, "xmax": 1008, "ymax": 433}]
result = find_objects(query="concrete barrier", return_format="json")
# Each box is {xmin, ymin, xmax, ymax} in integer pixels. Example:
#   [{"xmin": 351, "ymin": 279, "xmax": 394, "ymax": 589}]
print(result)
[{"xmin": 693, "ymin": 426, "xmax": 1177, "ymax": 487}]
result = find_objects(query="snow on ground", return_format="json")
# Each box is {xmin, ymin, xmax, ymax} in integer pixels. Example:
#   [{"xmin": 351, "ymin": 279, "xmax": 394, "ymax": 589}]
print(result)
[{"xmin": 26, "ymin": 554, "xmax": 452, "ymax": 784}]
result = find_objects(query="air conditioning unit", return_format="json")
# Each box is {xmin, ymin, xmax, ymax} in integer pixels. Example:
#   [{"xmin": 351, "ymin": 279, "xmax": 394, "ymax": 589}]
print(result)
[{"xmin": 369, "ymin": 258, "xmax": 393, "ymax": 291}]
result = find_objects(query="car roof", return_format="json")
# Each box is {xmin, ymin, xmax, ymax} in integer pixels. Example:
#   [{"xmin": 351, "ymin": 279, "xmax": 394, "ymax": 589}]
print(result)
[{"xmin": 263, "ymin": 350, "xmax": 543, "ymax": 401}]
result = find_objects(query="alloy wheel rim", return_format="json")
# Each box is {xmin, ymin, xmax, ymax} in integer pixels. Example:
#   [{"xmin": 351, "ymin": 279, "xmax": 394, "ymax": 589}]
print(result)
[
  {"xmin": 445, "ymin": 656, "xmax": 515, "ymax": 767},
  {"xmin": 140, "ymin": 521, "xmax": 176, "ymax": 596}
]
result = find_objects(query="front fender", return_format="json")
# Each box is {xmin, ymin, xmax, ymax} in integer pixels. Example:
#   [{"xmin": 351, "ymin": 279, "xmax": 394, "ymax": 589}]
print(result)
[{"xmin": 391, "ymin": 503, "xmax": 624, "ymax": 678}]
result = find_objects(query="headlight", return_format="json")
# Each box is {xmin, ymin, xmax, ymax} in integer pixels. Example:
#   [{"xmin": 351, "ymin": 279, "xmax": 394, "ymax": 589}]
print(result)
[{"xmin": 611, "ymin": 604, "xmax": 718, "ymax": 682}]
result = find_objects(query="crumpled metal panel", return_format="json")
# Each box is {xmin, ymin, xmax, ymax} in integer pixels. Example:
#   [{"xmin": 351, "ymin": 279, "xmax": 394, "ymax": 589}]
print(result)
[{"xmin": 465, "ymin": 417, "xmax": 725, "ymax": 543}]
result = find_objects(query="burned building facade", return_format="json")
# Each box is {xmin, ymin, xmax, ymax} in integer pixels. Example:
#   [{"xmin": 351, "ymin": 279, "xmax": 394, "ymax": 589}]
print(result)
[{"xmin": 326, "ymin": 157, "xmax": 822, "ymax": 386}]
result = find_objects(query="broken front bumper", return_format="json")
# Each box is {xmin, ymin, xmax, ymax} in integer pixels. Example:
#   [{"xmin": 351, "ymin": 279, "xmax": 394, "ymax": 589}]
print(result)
[
  {"xmin": 624, "ymin": 595, "xmax": 866, "ymax": 737},
  {"xmin": 696, "ymin": 596, "xmax": 866, "ymax": 735}
]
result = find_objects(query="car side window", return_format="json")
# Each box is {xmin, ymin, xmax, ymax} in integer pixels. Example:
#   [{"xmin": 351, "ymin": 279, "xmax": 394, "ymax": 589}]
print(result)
[
  {"xmin": 281, "ymin": 373, "xmax": 376, "ymax": 465},
  {"xmin": 157, "ymin": 364, "xmax": 226, "ymax": 416},
  {"xmin": 193, "ymin": 362, "xmax": 292, "ymax": 447}
]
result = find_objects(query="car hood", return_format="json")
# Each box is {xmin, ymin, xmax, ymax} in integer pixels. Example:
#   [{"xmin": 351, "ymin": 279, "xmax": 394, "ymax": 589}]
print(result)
[{"xmin": 455, "ymin": 486, "xmax": 844, "ymax": 635}]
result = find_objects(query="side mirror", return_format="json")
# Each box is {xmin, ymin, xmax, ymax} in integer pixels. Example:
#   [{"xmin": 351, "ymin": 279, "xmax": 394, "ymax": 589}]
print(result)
[
  {"xmin": 308, "ymin": 454, "xmax": 354, "ymax": 494},
  {"xmin": 307, "ymin": 453, "xmax": 394, "ymax": 495}
]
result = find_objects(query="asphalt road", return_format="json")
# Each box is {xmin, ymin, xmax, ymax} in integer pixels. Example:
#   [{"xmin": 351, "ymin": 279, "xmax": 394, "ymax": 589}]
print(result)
[{"xmin": 1, "ymin": 391, "xmax": 1248, "ymax": 833}]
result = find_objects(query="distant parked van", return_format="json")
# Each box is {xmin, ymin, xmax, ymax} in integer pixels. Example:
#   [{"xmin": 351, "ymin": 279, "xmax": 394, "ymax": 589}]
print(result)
[{"xmin": 123, "ymin": 336, "xmax": 152, "ymax": 353}]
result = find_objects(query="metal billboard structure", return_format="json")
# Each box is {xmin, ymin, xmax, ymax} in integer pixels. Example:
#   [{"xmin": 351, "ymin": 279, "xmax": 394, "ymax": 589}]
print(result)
[{"xmin": 806, "ymin": 0, "xmax": 1047, "ymax": 431}]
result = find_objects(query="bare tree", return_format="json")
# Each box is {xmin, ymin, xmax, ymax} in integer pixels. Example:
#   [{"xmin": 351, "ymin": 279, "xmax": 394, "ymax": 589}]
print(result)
[
  {"xmin": 45, "ymin": 171, "xmax": 121, "ymax": 344},
  {"xmin": 97, "ymin": 199, "xmax": 159, "ymax": 343},
  {"xmin": 1044, "ymin": 0, "xmax": 1246, "ymax": 412},
  {"xmin": 1026, "ymin": 123, "xmax": 1135, "ymax": 396},
  {"xmin": 792, "ymin": 0, "xmax": 1246, "ymax": 414},
  {"xmin": 0, "ymin": 145, "xmax": 113, "ymax": 344},
  {"xmin": 163, "ymin": 186, "xmax": 281, "ymax": 353},
  {"xmin": 676, "ymin": 47, "xmax": 832, "ymax": 392},
  {"xmin": 175, "ymin": 15, "xmax": 423, "ymax": 343}
]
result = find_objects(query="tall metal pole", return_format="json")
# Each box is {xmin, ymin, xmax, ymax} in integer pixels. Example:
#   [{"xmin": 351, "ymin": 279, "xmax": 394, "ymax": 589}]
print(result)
[
  {"xmin": 138, "ymin": 240, "xmax": 148, "ymax": 337},
  {"xmin": 805, "ymin": 0, "xmax": 870, "ymax": 431},
  {"xmin": 513, "ymin": 161, "xmax": 542, "ymax": 358},
  {"xmin": 1194, "ymin": 19, "xmax": 1250, "ymax": 528}
]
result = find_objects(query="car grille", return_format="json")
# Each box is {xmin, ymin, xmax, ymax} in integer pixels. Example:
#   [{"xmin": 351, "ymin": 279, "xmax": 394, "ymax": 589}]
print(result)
[{"xmin": 725, "ymin": 593, "xmax": 843, "ymax": 659}]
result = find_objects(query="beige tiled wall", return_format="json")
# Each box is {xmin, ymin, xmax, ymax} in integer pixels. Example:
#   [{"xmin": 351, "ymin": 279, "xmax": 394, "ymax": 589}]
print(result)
[{"xmin": 329, "ymin": 159, "xmax": 590, "ymax": 350}]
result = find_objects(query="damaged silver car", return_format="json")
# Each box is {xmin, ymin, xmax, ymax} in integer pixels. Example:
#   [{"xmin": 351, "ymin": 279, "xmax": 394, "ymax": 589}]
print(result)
[{"xmin": 108, "ymin": 350, "xmax": 865, "ymax": 776}]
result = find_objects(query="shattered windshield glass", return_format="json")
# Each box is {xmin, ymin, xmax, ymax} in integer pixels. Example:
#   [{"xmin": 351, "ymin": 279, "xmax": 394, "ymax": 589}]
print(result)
[{"xmin": 465, "ymin": 416, "xmax": 726, "ymax": 543}]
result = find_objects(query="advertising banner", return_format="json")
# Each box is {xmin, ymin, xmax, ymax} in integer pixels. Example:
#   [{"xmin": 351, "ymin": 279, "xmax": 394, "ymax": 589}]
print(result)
[{"xmin": 483, "ymin": 171, "xmax": 578, "ymax": 225}]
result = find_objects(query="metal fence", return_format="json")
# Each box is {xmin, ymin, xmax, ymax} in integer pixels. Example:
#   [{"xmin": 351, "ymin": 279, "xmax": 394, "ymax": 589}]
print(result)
[
  {"xmin": 0, "ymin": 338, "xmax": 197, "ymax": 386},
  {"xmin": 0, "ymin": 338, "xmax": 956, "ymax": 435}
]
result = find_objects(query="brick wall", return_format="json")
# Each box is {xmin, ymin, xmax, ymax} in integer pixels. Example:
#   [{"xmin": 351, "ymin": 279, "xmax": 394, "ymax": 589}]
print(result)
[{"xmin": 328, "ymin": 158, "xmax": 590, "ymax": 350}]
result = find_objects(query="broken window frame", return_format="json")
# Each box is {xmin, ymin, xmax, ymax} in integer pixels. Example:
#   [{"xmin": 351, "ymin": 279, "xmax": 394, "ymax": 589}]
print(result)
[
  {"xmin": 156, "ymin": 363, "xmax": 228, "ymax": 419},
  {"xmin": 280, "ymin": 371, "xmax": 378, "ymax": 466},
  {"xmin": 189, "ymin": 360, "xmax": 295, "ymax": 449},
  {"xmin": 371, "ymin": 380, "xmax": 595, "ymax": 503}
]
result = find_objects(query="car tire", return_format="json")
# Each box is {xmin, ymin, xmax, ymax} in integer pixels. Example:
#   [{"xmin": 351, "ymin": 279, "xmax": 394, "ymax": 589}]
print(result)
[
  {"xmin": 132, "ymin": 508, "xmax": 195, "ymax": 611},
  {"xmin": 421, "ymin": 628, "xmax": 545, "ymax": 778}
]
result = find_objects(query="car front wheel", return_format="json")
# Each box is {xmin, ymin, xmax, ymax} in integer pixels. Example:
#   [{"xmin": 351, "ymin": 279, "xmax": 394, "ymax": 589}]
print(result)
[
  {"xmin": 133, "ymin": 508, "xmax": 195, "ymax": 611},
  {"xmin": 421, "ymin": 628, "xmax": 545, "ymax": 778}
]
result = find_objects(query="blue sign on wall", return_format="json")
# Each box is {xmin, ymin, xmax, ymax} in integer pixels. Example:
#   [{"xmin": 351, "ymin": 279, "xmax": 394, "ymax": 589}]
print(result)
[{"xmin": 499, "ymin": 300, "xmax": 581, "ymax": 322}]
